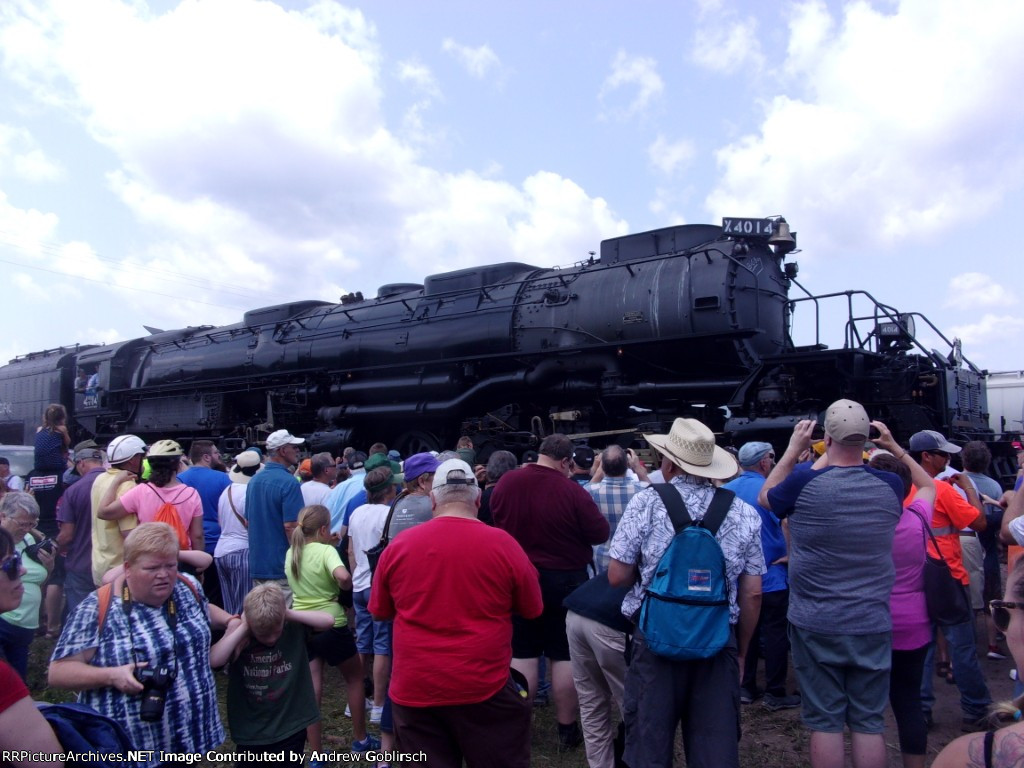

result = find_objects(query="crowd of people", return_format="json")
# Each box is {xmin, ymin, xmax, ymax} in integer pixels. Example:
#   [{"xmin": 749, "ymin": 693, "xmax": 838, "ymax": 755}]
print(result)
[{"xmin": 3, "ymin": 399, "xmax": 1024, "ymax": 768}]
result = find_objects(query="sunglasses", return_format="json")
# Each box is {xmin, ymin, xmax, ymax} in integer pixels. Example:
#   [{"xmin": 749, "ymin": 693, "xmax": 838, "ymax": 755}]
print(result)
[
  {"xmin": 990, "ymin": 600, "xmax": 1024, "ymax": 633},
  {"xmin": 0, "ymin": 552, "xmax": 22, "ymax": 581},
  {"xmin": 927, "ymin": 450, "xmax": 951, "ymax": 460}
]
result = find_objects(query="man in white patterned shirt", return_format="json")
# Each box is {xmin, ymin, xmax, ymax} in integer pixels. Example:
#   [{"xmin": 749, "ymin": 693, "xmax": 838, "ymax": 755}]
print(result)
[{"xmin": 608, "ymin": 418, "xmax": 763, "ymax": 768}]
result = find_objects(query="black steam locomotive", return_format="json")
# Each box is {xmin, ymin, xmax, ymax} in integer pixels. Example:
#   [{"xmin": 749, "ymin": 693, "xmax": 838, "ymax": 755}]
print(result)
[{"xmin": 0, "ymin": 217, "xmax": 994, "ymax": 464}]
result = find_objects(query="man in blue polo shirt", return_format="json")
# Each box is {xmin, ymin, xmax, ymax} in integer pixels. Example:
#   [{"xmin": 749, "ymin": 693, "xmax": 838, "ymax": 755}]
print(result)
[
  {"xmin": 178, "ymin": 440, "xmax": 232, "ymax": 608},
  {"xmin": 724, "ymin": 441, "xmax": 800, "ymax": 711},
  {"xmin": 246, "ymin": 429, "xmax": 305, "ymax": 601}
]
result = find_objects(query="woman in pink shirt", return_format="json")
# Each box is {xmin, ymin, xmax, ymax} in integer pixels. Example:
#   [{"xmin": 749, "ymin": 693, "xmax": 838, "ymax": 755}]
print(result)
[
  {"xmin": 869, "ymin": 421, "xmax": 936, "ymax": 768},
  {"xmin": 99, "ymin": 440, "xmax": 203, "ymax": 551}
]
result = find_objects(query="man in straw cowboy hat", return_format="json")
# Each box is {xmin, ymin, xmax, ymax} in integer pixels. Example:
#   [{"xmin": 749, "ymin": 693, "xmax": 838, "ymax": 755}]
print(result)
[
  {"xmin": 758, "ymin": 400, "xmax": 904, "ymax": 768},
  {"xmin": 608, "ymin": 418, "xmax": 764, "ymax": 768}
]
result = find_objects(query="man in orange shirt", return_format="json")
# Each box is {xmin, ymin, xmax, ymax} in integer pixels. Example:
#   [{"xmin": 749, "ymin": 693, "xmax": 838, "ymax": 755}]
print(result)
[{"xmin": 909, "ymin": 430, "xmax": 991, "ymax": 731}]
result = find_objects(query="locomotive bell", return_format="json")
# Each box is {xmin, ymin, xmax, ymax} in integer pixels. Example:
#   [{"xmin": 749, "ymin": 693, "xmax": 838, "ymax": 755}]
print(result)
[{"xmin": 768, "ymin": 219, "xmax": 796, "ymax": 255}]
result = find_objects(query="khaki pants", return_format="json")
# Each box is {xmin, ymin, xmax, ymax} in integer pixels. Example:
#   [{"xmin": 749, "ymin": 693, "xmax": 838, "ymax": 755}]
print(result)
[
  {"xmin": 566, "ymin": 610, "xmax": 627, "ymax": 768},
  {"xmin": 960, "ymin": 534, "xmax": 984, "ymax": 611}
]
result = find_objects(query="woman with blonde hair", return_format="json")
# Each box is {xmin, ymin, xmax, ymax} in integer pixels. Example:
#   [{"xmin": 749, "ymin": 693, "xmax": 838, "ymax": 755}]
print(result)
[
  {"xmin": 49, "ymin": 522, "xmax": 230, "ymax": 767},
  {"xmin": 286, "ymin": 504, "xmax": 378, "ymax": 758},
  {"xmin": 935, "ymin": 554, "xmax": 1024, "ymax": 767}
]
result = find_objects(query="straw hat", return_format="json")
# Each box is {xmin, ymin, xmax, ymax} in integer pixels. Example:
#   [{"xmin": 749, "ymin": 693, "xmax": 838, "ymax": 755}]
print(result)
[
  {"xmin": 229, "ymin": 450, "xmax": 263, "ymax": 485},
  {"xmin": 644, "ymin": 418, "xmax": 737, "ymax": 480}
]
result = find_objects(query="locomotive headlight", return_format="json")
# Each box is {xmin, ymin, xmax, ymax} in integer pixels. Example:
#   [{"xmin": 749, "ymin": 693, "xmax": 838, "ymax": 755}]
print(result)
[{"xmin": 877, "ymin": 314, "xmax": 915, "ymax": 338}]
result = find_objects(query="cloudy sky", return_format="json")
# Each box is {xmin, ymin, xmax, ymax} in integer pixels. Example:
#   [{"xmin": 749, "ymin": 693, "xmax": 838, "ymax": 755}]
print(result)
[{"xmin": 1, "ymin": 0, "xmax": 1021, "ymax": 380}]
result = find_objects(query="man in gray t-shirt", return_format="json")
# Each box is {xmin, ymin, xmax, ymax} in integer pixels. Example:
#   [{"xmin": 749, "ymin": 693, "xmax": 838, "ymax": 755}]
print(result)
[
  {"xmin": 962, "ymin": 440, "xmax": 1008, "ymax": 659},
  {"xmin": 760, "ymin": 401, "xmax": 902, "ymax": 768},
  {"xmin": 387, "ymin": 453, "xmax": 440, "ymax": 540}
]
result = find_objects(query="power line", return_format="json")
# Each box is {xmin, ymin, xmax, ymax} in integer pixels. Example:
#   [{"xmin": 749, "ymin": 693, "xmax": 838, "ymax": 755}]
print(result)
[
  {"xmin": 0, "ymin": 255, "xmax": 250, "ymax": 312},
  {"xmin": 0, "ymin": 228, "xmax": 275, "ymax": 304}
]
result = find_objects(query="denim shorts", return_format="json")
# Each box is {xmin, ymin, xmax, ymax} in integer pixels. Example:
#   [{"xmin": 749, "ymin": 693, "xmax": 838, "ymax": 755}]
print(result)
[
  {"xmin": 789, "ymin": 624, "xmax": 891, "ymax": 733},
  {"xmin": 353, "ymin": 587, "xmax": 392, "ymax": 655}
]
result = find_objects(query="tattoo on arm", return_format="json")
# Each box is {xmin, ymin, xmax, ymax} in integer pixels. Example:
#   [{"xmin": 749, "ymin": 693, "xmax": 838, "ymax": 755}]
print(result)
[{"xmin": 967, "ymin": 730, "xmax": 1024, "ymax": 768}]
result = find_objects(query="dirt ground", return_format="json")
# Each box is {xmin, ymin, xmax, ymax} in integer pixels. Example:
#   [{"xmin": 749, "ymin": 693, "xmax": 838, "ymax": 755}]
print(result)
[
  {"xmin": 735, "ymin": 621, "xmax": 1016, "ymax": 768},
  {"xmin": 27, "ymin": 620, "xmax": 1015, "ymax": 767}
]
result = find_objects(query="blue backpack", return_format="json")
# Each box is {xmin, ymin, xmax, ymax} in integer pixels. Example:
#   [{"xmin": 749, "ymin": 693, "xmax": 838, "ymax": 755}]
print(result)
[
  {"xmin": 638, "ymin": 485, "xmax": 734, "ymax": 660},
  {"xmin": 37, "ymin": 702, "xmax": 135, "ymax": 768}
]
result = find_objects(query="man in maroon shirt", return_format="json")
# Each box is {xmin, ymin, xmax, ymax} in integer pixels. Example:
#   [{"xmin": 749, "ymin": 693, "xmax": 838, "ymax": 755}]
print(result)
[{"xmin": 491, "ymin": 434, "xmax": 609, "ymax": 752}]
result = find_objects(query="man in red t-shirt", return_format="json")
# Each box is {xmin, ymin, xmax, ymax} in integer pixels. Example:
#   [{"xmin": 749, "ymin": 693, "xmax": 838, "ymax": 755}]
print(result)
[
  {"xmin": 370, "ymin": 459, "xmax": 542, "ymax": 768},
  {"xmin": 908, "ymin": 430, "xmax": 992, "ymax": 730}
]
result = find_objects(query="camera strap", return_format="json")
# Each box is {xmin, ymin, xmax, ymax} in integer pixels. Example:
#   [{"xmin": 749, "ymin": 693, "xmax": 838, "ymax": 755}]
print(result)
[
  {"xmin": 95, "ymin": 574, "xmax": 201, "ymax": 638},
  {"xmin": 121, "ymin": 580, "xmax": 180, "ymax": 680},
  {"xmin": 121, "ymin": 581, "xmax": 178, "ymax": 632}
]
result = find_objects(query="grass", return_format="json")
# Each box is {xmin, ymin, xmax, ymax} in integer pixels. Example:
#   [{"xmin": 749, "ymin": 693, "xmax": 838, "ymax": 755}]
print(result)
[{"xmin": 28, "ymin": 635, "xmax": 928, "ymax": 768}]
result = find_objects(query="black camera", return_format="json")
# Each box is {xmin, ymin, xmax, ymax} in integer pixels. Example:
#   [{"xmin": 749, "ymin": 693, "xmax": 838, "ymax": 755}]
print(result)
[
  {"xmin": 23, "ymin": 538, "xmax": 56, "ymax": 563},
  {"xmin": 134, "ymin": 663, "xmax": 176, "ymax": 721}
]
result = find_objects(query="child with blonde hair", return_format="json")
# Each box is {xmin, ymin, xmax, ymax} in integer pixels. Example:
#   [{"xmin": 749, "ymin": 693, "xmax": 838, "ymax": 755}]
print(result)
[
  {"xmin": 286, "ymin": 505, "xmax": 379, "ymax": 760},
  {"xmin": 211, "ymin": 583, "xmax": 333, "ymax": 768}
]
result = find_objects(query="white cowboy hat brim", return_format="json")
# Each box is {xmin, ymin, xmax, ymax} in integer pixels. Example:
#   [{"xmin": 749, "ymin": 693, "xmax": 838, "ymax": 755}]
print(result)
[{"xmin": 645, "ymin": 432, "xmax": 738, "ymax": 480}]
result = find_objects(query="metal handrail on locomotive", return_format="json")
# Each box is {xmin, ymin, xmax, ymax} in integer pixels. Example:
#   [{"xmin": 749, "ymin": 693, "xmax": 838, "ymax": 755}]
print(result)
[{"xmin": 0, "ymin": 216, "xmax": 995, "ymax": 467}]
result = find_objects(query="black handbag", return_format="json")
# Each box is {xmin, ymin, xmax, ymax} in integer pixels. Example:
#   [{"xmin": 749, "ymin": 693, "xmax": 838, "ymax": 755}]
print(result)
[
  {"xmin": 364, "ymin": 489, "xmax": 409, "ymax": 576},
  {"xmin": 911, "ymin": 509, "xmax": 973, "ymax": 626}
]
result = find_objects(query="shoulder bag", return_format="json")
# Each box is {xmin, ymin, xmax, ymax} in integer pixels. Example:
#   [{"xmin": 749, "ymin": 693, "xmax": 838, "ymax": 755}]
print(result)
[{"xmin": 910, "ymin": 508, "xmax": 973, "ymax": 626}]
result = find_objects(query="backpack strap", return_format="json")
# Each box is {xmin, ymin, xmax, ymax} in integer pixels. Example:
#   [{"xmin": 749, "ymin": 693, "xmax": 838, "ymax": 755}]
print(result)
[
  {"xmin": 95, "ymin": 581, "xmax": 115, "ymax": 638},
  {"xmin": 95, "ymin": 574, "xmax": 202, "ymax": 637},
  {"xmin": 701, "ymin": 488, "xmax": 735, "ymax": 537},
  {"xmin": 652, "ymin": 484, "xmax": 734, "ymax": 536},
  {"xmin": 652, "ymin": 483, "xmax": 693, "ymax": 533}
]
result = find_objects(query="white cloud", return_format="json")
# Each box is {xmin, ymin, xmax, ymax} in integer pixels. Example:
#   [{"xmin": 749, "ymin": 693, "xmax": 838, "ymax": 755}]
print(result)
[
  {"xmin": 397, "ymin": 170, "xmax": 627, "ymax": 275},
  {"xmin": 705, "ymin": 0, "xmax": 1024, "ymax": 254},
  {"xmin": 397, "ymin": 59, "xmax": 441, "ymax": 99},
  {"xmin": 396, "ymin": 59, "xmax": 444, "ymax": 146},
  {"xmin": 0, "ymin": 125, "xmax": 62, "ymax": 182},
  {"xmin": 598, "ymin": 50, "xmax": 664, "ymax": 121},
  {"xmin": 949, "ymin": 313, "xmax": 1024, "ymax": 351},
  {"xmin": 441, "ymin": 38, "xmax": 500, "ymax": 80},
  {"xmin": 944, "ymin": 272, "xmax": 1016, "ymax": 311},
  {"xmin": 0, "ymin": 0, "xmax": 628, "ymax": 338},
  {"xmin": 691, "ymin": 14, "xmax": 765, "ymax": 75},
  {"xmin": 648, "ymin": 134, "xmax": 696, "ymax": 176},
  {"xmin": 0, "ymin": 190, "xmax": 60, "ymax": 259}
]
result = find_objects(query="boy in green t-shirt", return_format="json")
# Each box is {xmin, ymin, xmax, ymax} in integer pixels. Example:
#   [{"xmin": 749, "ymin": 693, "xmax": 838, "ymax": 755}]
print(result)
[{"xmin": 211, "ymin": 583, "xmax": 333, "ymax": 767}]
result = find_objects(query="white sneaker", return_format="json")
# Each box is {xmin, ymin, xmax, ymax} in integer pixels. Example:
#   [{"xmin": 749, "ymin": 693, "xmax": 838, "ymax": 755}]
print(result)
[
  {"xmin": 344, "ymin": 703, "xmax": 352, "ymax": 718},
  {"xmin": 370, "ymin": 705, "xmax": 383, "ymax": 724}
]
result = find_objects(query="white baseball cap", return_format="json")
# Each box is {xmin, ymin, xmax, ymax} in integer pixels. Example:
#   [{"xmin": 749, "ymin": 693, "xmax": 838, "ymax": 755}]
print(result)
[
  {"xmin": 430, "ymin": 458, "xmax": 477, "ymax": 491},
  {"xmin": 266, "ymin": 429, "xmax": 304, "ymax": 451}
]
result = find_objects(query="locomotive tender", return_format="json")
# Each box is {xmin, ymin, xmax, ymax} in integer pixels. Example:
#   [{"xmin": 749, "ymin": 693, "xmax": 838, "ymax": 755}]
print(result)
[{"xmin": 0, "ymin": 217, "xmax": 993, "ymax": 463}]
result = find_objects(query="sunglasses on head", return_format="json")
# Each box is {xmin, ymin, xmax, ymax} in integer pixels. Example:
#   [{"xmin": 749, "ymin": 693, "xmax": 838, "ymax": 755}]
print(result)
[
  {"xmin": 0, "ymin": 552, "xmax": 22, "ymax": 581},
  {"xmin": 990, "ymin": 600, "xmax": 1023, "ymax": 633}
]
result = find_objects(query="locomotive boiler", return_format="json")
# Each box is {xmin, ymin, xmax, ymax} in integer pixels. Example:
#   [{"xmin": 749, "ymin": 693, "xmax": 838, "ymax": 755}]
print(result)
[{"xmin": 0, "ymin": 217, "xmax": 996, "ymax": 464}]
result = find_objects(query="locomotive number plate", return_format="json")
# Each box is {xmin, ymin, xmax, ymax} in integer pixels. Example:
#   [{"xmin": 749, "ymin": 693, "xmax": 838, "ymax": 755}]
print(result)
[{"xmin": 722, "ymin": 217, "xmax": 775, "ymax": 238}]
